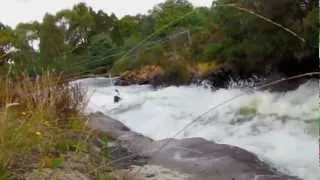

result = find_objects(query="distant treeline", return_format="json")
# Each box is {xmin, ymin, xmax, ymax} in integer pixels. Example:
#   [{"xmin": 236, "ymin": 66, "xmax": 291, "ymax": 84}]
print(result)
[{"xmin": 0, "ymin": 0, "xmax": 318, "ymax": 78}]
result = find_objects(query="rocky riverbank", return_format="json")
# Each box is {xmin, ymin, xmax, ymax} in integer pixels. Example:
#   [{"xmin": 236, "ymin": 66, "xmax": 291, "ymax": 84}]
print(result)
[
  {"xmin": 114, "ymin": 64, "xmax": 316, "ymax": 92},
  {"xmin": 18, "ymin": 111, "xmax": 304, "ymax": 180},
  {"xmin": 88, "ymin": 112, "xmax": 301, "ymax": 180}
]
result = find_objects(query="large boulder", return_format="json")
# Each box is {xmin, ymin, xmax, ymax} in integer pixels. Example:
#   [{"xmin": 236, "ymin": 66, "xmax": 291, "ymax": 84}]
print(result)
[
  {"xmin": 88, "ymin": 112, "xmax": 301, "ymax": 180},
  {"xmin": 200, "ymin": 65, "xmax": 238, "ymax": 89},
  {"xmin": 254, "ymin": 73, "xmax": 318, "ymax": 92}
]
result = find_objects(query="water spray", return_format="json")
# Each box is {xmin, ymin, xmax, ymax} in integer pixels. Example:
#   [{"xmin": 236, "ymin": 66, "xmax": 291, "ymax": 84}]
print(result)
[{"xmin": 110, "ymin": 72, "xmax": 320, "ymax": 177}]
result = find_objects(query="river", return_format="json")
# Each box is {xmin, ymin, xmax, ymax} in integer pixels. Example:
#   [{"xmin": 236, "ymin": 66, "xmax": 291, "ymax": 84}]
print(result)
[{"xmin": 78, "ymin": 77, "xmax": 319, "ymax": 180}]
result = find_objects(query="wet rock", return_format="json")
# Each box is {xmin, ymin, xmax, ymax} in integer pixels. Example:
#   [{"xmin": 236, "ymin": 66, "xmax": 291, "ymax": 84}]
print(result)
[
  {"xmin": 145, "ymin": 173, "xmax": 155, "ymax": 178},
  {"xmin": 254, "ymin": 175, "xmax": 300, "ymax": 180},
  {"xmin": 203, "ymin": 66, "xmax": 235, "ymax": 89},
  {"xmin": 108, "ymin": 142, "xmax": 149, "ymax": 169},
  {"xmin": 254, "ymin": 73, "xmax": 317, "ymax": 92},
  {"xmin": 88, "ymin": 112, "xmax": 301, "ymax": 180},
  {"xmin": 88, "ymin": 112, "xmax": 130, "ymax": 138}
]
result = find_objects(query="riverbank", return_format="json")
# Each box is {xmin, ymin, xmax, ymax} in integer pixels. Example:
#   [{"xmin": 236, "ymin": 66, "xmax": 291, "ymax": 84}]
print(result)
[
  {"xmin": 113, "ymin": 63, "xmax": 318, "ymax": 92},
  {"xmin": 2, "ymin": 72, "xmax": 317, "ymax": 179}
]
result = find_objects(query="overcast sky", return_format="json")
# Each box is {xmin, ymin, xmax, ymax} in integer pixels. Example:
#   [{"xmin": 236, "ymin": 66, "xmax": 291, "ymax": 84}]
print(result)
[{"xmin": 0, "ymin": 0, "xmax": 213, "ymax": 28}]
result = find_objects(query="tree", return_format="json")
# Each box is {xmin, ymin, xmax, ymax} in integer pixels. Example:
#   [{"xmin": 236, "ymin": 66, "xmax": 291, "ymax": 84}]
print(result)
[
  {"xmin": 55, "ymin": 3, "xmax": 95, "ymax": 52},
  {"xmin": 119, "ymin": 15, "xmax": 142, "ymax": 38},
  {"xmin": 87, "ymin": 33, "xmax": 117, "ymax": 71},
  {"xmin": 1, "ymin": 0, "xmax": 317, "ymax": 79},
  {"xmin": 150, "ymin": 0, "xmax": 193, "ymax": 31},
  {"xmin": 0, "ymin": 23, "xmax": 17, "ymax": 66},
  {"xmin": 211, "ymin": 0, "xmax": 318, "ymax": 76},
  {"xmin": 39, "ymin": 13, "xmax": 65, "ymax": 65}
]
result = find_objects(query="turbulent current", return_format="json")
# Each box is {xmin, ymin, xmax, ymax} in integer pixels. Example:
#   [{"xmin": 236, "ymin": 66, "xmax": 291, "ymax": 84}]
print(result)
[{"xmin": 78, "ymin": 77, "xmax": 319, "ymax": 180}]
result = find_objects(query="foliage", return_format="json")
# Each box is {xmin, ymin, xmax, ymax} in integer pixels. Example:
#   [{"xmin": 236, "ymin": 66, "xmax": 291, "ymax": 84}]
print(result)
[
  {"xmin": 195, "ymin": 62, "xmax": 220, "ymax": 77},
  {"xmin": 0, "ymin": 0, "xmax": 318, "ymax": 79},
  {"xmin": 87, "ymin": 33, "xmax": 117, "ymax": 71},
  {"xmin": 0, "ymin": 71, "xmax": 114, "ymax": 178},
  {"xmin": 158, "ymin": 60, "xmax": 191, "ymax": 85},
  {"xmin": 0, "ymin": 0, "xmax": 317, "ymax": 177},
  {"xmin": 39, "ymin": 14, "xmax": 66, "ymax": 64},
  {"xmin": 212, "ymin": 0, "xmax": 318, "ymax": 75},
  {"xmin": 150, "ymin": 0, "xmax": 194, "ymax": 31}
]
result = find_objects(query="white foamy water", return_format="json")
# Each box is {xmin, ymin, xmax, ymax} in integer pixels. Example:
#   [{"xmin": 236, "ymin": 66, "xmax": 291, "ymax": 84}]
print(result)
[{"xmin": 78, "ymin": 78, "xmax": 319, "ymax": 180}]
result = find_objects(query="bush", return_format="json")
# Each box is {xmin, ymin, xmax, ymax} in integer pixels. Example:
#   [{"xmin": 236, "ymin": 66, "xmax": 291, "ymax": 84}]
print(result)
[
  {"xmin": 195, "ymin": 62, "xmax": 219, "ymax": 77},
  {"xmin": 0, "ymin": 70, "xmax": 107, "ymax": 178},
  {"xmin": 158, "ymin": 61, "xmax": 191, "ymax": 85}
]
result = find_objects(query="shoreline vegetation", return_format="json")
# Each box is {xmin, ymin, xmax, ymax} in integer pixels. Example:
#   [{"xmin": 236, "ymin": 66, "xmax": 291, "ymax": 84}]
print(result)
[
  {"xmin": 0, "ymin": 0, "xmax": 318, "ymax": 83},
  {"xmin": 1, "ymin": 71, "xmax": 162, "ymax": 179},
  {"xmin": 0, "ymin": 0, "xmax": 318, "ymax": 179},
  {"xmin": 0, "ymin": 72, "xmax": 119, "ymax": 179}
]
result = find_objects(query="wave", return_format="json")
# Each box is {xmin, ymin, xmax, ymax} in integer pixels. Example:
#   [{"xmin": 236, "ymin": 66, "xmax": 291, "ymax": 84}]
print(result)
[{"xmin": 80, "ymin": 77, "xmax": 319, "ymax": 180}]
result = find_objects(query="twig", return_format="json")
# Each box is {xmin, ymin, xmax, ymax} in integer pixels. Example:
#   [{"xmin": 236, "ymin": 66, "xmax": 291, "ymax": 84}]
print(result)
[{"xmin": 214, "ymin": 3, "xmax": 306, "ymax": 43}]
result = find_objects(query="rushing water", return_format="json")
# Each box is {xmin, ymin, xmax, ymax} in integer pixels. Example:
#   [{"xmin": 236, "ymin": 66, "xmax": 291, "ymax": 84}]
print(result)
[{"xmin": 77, "ymin": 77, "xmax": 319, "ymax": 180}]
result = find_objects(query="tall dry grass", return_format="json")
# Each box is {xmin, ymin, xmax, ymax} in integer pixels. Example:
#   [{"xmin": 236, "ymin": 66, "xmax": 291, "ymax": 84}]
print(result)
[{"xmin": 0, "ymin": 70, "xmax": 96, "ymax": 178}]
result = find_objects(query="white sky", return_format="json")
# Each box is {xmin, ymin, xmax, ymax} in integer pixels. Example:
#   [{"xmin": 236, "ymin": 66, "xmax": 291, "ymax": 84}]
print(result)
[{"xmin": 0, "ymin": 0, "xmax": 213, "ymax": 28}]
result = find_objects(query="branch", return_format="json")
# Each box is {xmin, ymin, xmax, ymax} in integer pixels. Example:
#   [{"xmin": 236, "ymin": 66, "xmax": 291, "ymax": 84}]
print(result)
[{"xmin": 213, "ymin": 3, "xmax": 306, "ymax": 43}]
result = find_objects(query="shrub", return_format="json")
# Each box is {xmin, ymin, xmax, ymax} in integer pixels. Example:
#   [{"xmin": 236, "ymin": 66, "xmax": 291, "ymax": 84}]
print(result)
[
  {"xmin": 0, "ymin": 70, "xmax": 104, "ymax": 178},
  {"xmin": 158, "ymin": 61, "xmax": 191, "ymax": 85},
  {"xmin": 195, "ymin": 62, "xmax": 219, "ymax": 77}
]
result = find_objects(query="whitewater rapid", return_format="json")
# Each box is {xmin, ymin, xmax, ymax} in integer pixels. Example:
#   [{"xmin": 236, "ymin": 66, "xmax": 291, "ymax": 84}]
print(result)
[{"xmin": 79, "ymin": 78, "xmax": 319, "ymax": 180}]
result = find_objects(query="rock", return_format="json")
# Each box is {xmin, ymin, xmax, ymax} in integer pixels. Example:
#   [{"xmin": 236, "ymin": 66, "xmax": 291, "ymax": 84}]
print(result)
[
  {"xmin": 108, "ymin": 142, "xmax": 149, "ymax": 169},
  {"xmin": 145, "ymin": 173, "xmax": 156, "ymax": 178},
  {"xmin": 128, "ymin": 165, "xmax": 192, "ymax": 180},
  {"xmin": 201, "ymin": 65, "xmax": 237, "ymax": 89},
  {"xmin": 115, "ymin": 65, "xmax": 164, "ymax": 86},
  {"xmin": 88, "ymin": 112, "xmax": 130, "ymax": 138},
  {"xmin": 113, "ymin": 61, "xmax": 315, "ymax": 92},
  {"xmin": 61, "ymin": 153, "xmax": 90, "ymax": 172},
  {"xmin": 254, "ymin": 73, "xmax": 317, "ymax": 92},
  {"xmin": 88, "ymin": 112, "xmax": 301, "ymax": 180},
  {"xmin": 254, "ymin": 175, "xmax": 300, "ymax": 180},
  {"xmin": 114, "ymin": 63, "xmax": 233, "ymax": 88}
]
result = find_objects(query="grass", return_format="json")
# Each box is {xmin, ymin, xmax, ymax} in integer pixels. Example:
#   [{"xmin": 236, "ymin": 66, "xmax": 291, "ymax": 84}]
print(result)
[
  {"xmin": 41, "ymin": 156, "xmax": 64, "ymax": 169},
  {"xmin": 0, "ymin": 70, "xmax": 116, "ymax": 179}
]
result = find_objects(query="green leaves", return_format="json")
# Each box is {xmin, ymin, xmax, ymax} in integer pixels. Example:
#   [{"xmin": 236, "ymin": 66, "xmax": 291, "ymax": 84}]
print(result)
[
  {"xmin": 56, "ymin": 3, "xmax": 95, "ymax": 49},
  {"xmin": 211, "ymin": 0, "xmax": 318, "ymax": 74},
  {"xmin": 0, "ymin": 23, "xmax": 20, "ymax": 69},
  {"xmin": 151, "ymin": 0, "xmax": 194, "ymax": 32},
  {"xmin": 0, "ymin": 0, "xmax": 317, "ymax": 78},
  {"xmin": 88, "ymin": 33, "xmax": 117, "ymax": 71},
  {"xmin": 39, "ymin": 14, "xmax": 66, "ymax": 64},
  {"xmin": 119, "ymin": 15, "xmax": 142, "ymax": 38}
]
